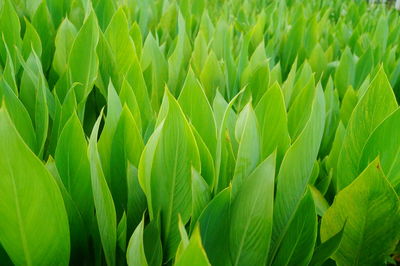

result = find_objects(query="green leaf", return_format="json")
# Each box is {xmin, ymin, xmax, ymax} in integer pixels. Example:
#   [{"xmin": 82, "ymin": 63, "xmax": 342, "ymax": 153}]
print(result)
[
  {"xmin": 230, "ymin": 152, "xmax": 275, "ymax": 266},
  {"xmin": 281, "ymin": 15, "xmax": 304, "ymax": 74},
  {"xmin": 310, "ymin": 225, "xmax": 344, "ymax": 266},
  {"xmin": 200, "ymin": 51, "xmax": 225, "ymax": 102},
  {"xmin": 178, "ymin": 68, "xmax": 217, "ymax": 156},
  {"xmin": 98, "ymin": 81, "xmax": 122, "ymax": 183},
  {"xmin": 255, "ymin": 82, "xmax": 290, "ymax": 165},
  {"xmin": 45, "ymin": 157, "xmax": 89, "ymax": 264},
  {"xmin": 55, "ymin": 112, "xmax": 92, "ymax": 224},
  {"xmin": 2, "ymin": 43, "xmax": 18, "ymax": 94},
  {"xmin": 321, "ymin": 158, "xmax": 400, "ymax": 265},
  {"xmin": 119, "ymin": 79, "xmax": 142, "ymax": 134},
  {"xmin": 175, "ymin": 226, "xmax": 211, "ymax": 266},
  {"xmin": 139, "ymin": 90, "xmax": 200, "ymax": 259},
  {"xmin": 88, "ymin": 111, "xmax": 117, "ymax": 266},
  {"xmin": 320, "ymin": 79, "xmax": 340, "ymax": 157},
  {"xmin": 125, "ymin": 54, "xmax": 154, "ymax": 132},
  {"xmin": 0, "ymin": 0, "xmax": 22, "ymax": 68},
  {"xmin": 126, "ymin": 163, "xmax": 147, "ymax": 236},
  {"xmin": 127, "ymin": 217, "xmax": 148, "ymax": 266},
  {"xmin": 0, "ymin": 106, "xmax": 70, "ymax": 265},
  {"xmin": 141, "ymin": 33, "xmax": 168, "ymax": 112},
  {"xmin": 53, "ymin": 18, "xmax": 77, "ymax": 77},
  {"xmin": 117, "ymin": 212, "xmax": 127, "ymax": 253},
  {"xmin": 32, "ymin": 1, "xmax": 55, "ymax": 72},
  {"xmin": 287, "ymin": 76, "xmax": 316, "ymax": 141},
  {"xmin": 16, "ymin": 49, "xmax": 49, "ymax": 157},
  {"xmin": 269, "ymin": 85, "xmax": 325, "ymax": 262},
  {"xmin": 270, "ymin": 188, "xmax": 317, "ymax": 266},
  {"xmin": 67, "ymin": 10, "xmax": 99, "ymax": 106},
  {"xmin": 110, "ymin": 105, "xmax": 144, "ymax": 215},
  {"xmin": 354, "ymin": 47, "xmax": 374, "ymax": 89},
  {"xmin": 130, "ymin": 22, "xmax": 142, "ymax": 58},
  {"xmin": 310, "ymin": 185, "xmax": 330, "ymax": 217},
  {"xmin": 359, "ymin": 108, "xmax": 400, "ymax": 193},
  {"xmin": 22, "ymin": 18, "xmax": 42, "ymax": 60},
  {"xmin": 232, "ymin": 103, "xmax": 260, "ymax": 195},
  {"xmin": 191, "ymin": 31, "xmax": 208, "ymax": 76},
  {"xmin": 336, "ymin": 67, "xmax": 398, "ymax": 191},
  {"xmin": 105, "ymin": 7, "xmax": 136, "ymax": 90},
  {"xmin": 0, "ymin": 78, "xmax": 36, "ymax": 151},
  {"xmin": 241, "ymin": 42, "xmax": 270, "ymax": 105},
  {"xmin": 190, "ymin": 124, "xmax": 215, "ymax": 188},
  {"xmin": 143, "ymin": 221, "xmax": 163, "ymax": 266},
  {"xmin": 338, "ymin": 86, "xmax": 358, "ymax": 127},
  {"xmin": 168, "ymin": 12, "xmax": 192, "ymax": 95},
  {"xmin": 334, "ymin": 47, "xmax": 355, "ymax": 99},
  {"xmin": 190, "ymin": 168, "xmax": 211, "ymax": 232},
  {"xmin": 309, "ymin": 43, "xmax": 327, "ymax": 80},
  {"xmin": 46, "ymin": 0, "xmax": 71, "ymax": 27},
  {"xmin": 198, "ymin": 187, "xmax": 231, "ymax": 266},
  {"xmin": 93, "ymin": 0, "xmax": 116, "ymax": 30}
]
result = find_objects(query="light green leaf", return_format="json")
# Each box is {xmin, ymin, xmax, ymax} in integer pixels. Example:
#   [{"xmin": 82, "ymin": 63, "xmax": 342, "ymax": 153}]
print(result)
[
  {"xmin": 190, "ymin": 124, "xmax": 215, "ymax": 188},
  {"xmin": 88, "ymin": 111, "xmax": 117, "ymax": 266},
  {"xmin": 175, "ymin": 226, "xmax": 211, "ymax": 266},
  {"xmin": 55, "ymin": 112, "xmax": 92, "ymax": 224},
  {"xmin": 67, "ymin": 10, "xmax": 99, "ymax": 106},
  {"xmin": 269, "ymin": 85, "xmax": 325, "ymax": 262},
  {"xmin": 359, "ymin": 108, "xmax": 400, "ymax": 193},
  {"xmin": 0, "ymin": 106, "xmax": 70, "ymax": 265},
  {"xmin": 0, "ymin": 78, "xmax": 36, "ymax": 151},
  {"xmin": 98, "ymin": 81, "xmax": 122, "ymax": 184},
  {"xmin": 336, "ymin": 67, "xmax": 398, "ymax": 190},
  {"xmin": 232, "ymin": 103, "xmax": 260, "ymax": 195},
  {"xmin": 287, "ymin": 76, "xmax": 316, "ymax": 141},
  {"xmin": 198, "ymin": 187, "xmax": 231, "ymax": 266},
  {"xmin": 255, "ymin": 82, "xmax": 290, "ymax": 165},
  {"xmin": 321, "ymin": 158, "xmax": 400, "ymax": 265},
  {"xmin": 230, "ymin": 152, "xmax": 275, "ymax": 266},
  {"xmin": 334, "ymin": 47, "xmax": 355, "ymax": 99},
  {"xmin": 119, "ymin": 79, "xmax": 142, "ymax": 134},
  {"xmin": 168, "ymin": 12, "xmax": 192, "ymax": 95},
  {"xmin": 200, "ymin": 51, "xmax": 225, "ymax": 103},
  {"xmin": 127, "ymin": 217, "xmax": 148, "ymax": 266},
  {"xmin": 110, "ymin": 105, "xmax": 144, "ymax": 215},
  {"xmin": 0, "ymin": 0, "xmax": 22, "ymax": 68},
  {"xmin": 178, "ymin": 68, "xmax": 217, "ymax": 156},
  {"xmin": 270, "ymin": 188, "xmax": 317, "ymax": 266},
  {"xmin": 21, "ymin": 18, "xmax": 42, "ymax": 60},
  {"xmin": 141, "ymin": 33, "xmax": 168, "ymax": 112},
  {"xmin": 191, "ymin": 168, "xmax": 211, "ymax": 232},
  {"xmin": 53, "ymin": 18, "xmax": 77, "ymax": 77},
  {"xmin": 139, "ymin": 90, "xmax": 200, "ymax": 259},
  {"xmin": 117, "ymin": 212, "xmax": 127, "ymax": 253},
  {"xmin": 126, "ymin": 163, "xmax": 147, "ymax": 235},
  {"xmin": 191, "ymin": 31, "xmax": 208, "ymax": 76},
  {"xmin": 105, "ymin": 7, "xmax": 136, "ymax": 89},
  {"xmin": 32, "ymin": 1, "xmax": 55, "ymax": 72}
]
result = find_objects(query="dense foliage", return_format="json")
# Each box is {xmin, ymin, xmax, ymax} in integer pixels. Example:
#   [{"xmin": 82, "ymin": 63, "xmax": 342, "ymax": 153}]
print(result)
[{"xmin": 0, "ymin": 0, "xmax": 399, "ymax": 265}]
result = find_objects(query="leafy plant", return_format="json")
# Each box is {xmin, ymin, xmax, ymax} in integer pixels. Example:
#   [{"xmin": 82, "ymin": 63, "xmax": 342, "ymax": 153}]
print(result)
[{"xmin": 0, "ymin": 0, "xmax": 399, "ymax": 265}]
